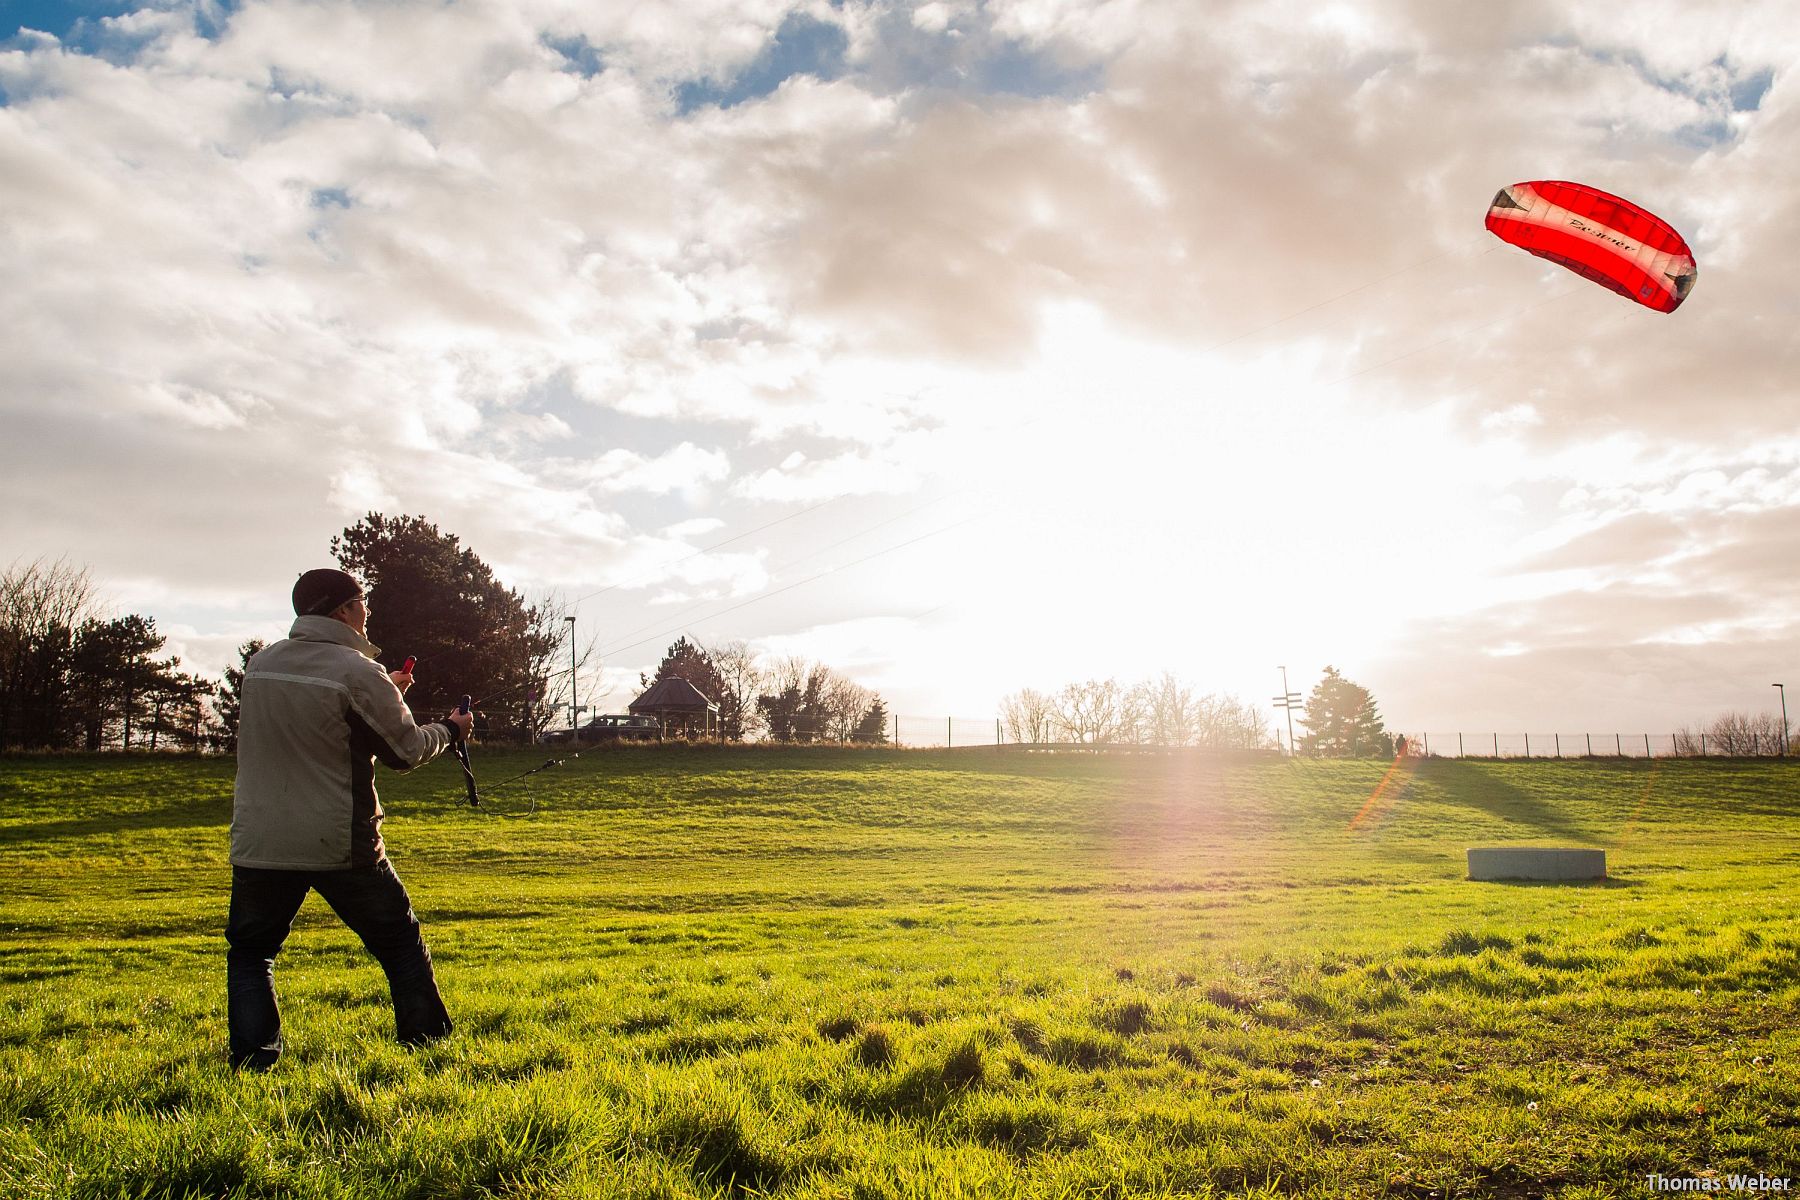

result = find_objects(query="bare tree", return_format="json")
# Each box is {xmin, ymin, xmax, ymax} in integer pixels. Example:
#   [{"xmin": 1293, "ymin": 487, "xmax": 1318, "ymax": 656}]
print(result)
[
  {"xmin": 1193, "ymin": 692, "xmax": 1274, "ymax": 751},
  {"xmin": 1139, "ymin": 673, "xmax": 1201, "ymax": 746},
  {"xmin": 707, "ymin": 639, "xmax": 767, "ymax": 741},
  {"xmin": 764, "ymin": 655, "xmax": 810, "ymax": 696},
  {"xmin": 823, "ymin": 674, "xmax": 874, "ymax": 742},
  {"xmin": 999, "ymin": 688, "xmax": 1057, "ymax": 744},
  {"xmin": 1054, "ymin": 678, "xmax": 1131, "ymax": 744},
  {"xmin": 528, "ymin": 591, "xmax": 600, "ymax": 741},
  {"xmin": 1677, "ymin": 710, "xmax": 1791, "ymax": 756},
  {"xmin": 1118, "ymin": 681, "xmax": 1153, "ymax": 744},
  {"xmin": 1015, "ymin": 672, "xmax": 1275, "ymax": 753},
  {"xmin": 0, "ymin": 558, "xmax": 97, "ymax": 749}
]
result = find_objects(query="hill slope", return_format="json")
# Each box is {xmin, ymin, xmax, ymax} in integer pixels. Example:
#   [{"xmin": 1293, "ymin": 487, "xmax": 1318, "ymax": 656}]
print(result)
[{"xmin": 3, "ymin": 750, "xmax": 1798, "ymax": 1197}]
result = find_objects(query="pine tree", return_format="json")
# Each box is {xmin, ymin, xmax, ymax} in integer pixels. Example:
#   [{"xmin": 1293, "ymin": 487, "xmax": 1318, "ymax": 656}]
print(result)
[
  {"xmin": 67, "ymin": 615, "xmax": 167, "ymax": 750},
  {"xmin": 145, "ymin": 667, "xmax": 211, "ymax": 752},
  {"xmin": 213, "ymin": 639, "xmax": 264, "ymax": 751},
  {"xmin": 331, "ymin": 514, "xmax": 555, "ymax": 738},
  {"xmin": 853, "ymin": 698, "xmax": 890, "ymax": 744},
  {"xmin": 641, "ymin": 637, "xmax": 726, "ymax": 700},
  {"xmin": 758, "ymin": 683, "xmax": 802, "ymax": 743},
  {"xmin": 638, "ymin": 637, "xmax": 733, "ymax": 738},
  {"xmin": 755, "ymin": 660, "xmax": 836, "ymax": 743},
  {"xmin": 1297, "ymin": 666, "xmax": 1389, "ymax": 757}
]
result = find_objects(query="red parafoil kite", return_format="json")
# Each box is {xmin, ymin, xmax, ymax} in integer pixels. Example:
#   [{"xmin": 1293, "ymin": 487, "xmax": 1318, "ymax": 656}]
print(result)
[{"xmin": 1486, "ymin": 180, "xmax": 1697, "ymax": 313}]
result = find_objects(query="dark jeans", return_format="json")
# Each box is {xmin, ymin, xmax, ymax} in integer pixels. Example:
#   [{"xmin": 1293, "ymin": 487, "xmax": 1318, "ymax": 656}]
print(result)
[{"xmin": 225, "ymin": 859, "xmax": 451, "ymax": 1070}]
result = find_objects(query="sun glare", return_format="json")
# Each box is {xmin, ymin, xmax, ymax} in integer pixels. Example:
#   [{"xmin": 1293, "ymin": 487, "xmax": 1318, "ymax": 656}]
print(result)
[{"xmin": 845, "ymin": 301, "xmax": 1533, "ymax": 711}]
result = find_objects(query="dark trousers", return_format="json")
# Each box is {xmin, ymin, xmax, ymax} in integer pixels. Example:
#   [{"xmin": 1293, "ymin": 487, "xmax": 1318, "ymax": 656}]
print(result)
[{"xmin": 225, "ymin": 859, "xmax": 451, "ymax": 1070}]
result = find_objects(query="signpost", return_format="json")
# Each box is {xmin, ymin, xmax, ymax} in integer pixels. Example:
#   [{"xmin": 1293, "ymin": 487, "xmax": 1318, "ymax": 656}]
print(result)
[
  {"xmin": 1274, "ymin": 666, "xmax": 1304, "ymax": 757},
  {"xmin": 1776, "ymin": 684, "xmax": 1789, "ymax": 757}
]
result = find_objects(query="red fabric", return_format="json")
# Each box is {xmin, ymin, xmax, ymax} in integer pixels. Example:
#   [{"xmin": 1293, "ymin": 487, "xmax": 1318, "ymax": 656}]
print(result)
[{"xmin": 1486, "ymin": 180, "xmax": 1696, "ymax": 313}]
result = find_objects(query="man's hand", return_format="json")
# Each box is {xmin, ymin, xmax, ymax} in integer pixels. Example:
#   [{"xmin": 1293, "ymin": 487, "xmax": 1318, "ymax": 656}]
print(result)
[
  {"xmin": 389, "ymin": 668, "xmax": 413, "ymax": 694},
  {"xmin": 447, "ymin": 709, "xmax": 474, "ymax": 741}
]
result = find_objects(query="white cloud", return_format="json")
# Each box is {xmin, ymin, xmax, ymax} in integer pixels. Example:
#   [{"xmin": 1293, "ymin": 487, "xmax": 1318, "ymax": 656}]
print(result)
[
  {"xmin": 748, "ymin": 614, "xmax": 930, "ymax": 692},
  {"xmin": 733, "ymin": 446, "xmax": 924, "ymax": 501},
  {"xmin": 326, "ymin": 459, "xmax": 401, "ymax": 513},
  {"xmin": 488, "ymin": 411, "xmax": 575, "ymax": 447},
  {"xmin": 910, "ymin": 3, "xmax": 963, "ymax": 34},
  {"xmin": 2, "ymin": 0, "xmax": 1797, "ymax": 721},
  {"xmin": 663, "ymin": 517, "xmax": 727, "ymax": 538},
  {"xmin": 554, "ymin": 442, "xmax": 733, "ymax": 497}
]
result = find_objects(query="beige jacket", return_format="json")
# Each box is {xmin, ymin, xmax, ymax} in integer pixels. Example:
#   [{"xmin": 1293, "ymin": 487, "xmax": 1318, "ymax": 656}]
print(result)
[{"xmin": 230, "ymin": 616, "xmax": 455, "ymax": 869}]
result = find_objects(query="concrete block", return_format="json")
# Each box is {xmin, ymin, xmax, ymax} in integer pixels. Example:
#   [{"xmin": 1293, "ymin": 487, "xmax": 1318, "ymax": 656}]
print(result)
[{"xmin": 1467, "ymin": 847, "xmax": 1605, "ymax": 882}]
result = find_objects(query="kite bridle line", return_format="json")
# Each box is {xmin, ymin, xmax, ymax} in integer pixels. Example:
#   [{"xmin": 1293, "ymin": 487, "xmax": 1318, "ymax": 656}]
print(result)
[
  {"xmin": 446, "ymin": 683, "xmax": 579, "ymax": 812},
  {"xmin": 462, "ymin": 753, "xmax": 580, "ymax": 815}
]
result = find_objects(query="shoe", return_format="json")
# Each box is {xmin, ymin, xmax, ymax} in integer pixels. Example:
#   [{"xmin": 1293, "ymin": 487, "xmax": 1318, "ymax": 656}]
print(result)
[
  {"xmin": 398, "ymin": 1020, "xmax": 453, "ymax": 1048},
  {"xmin": 231, "ymin": 1048, "xmax": 280, "ymax": 1072}
]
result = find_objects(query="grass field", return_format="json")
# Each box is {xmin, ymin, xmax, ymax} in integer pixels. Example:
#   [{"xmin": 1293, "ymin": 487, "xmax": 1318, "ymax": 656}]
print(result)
[{"xmin": 3, "ymin": 747, "xmax": 1799, "ymax": 1198}]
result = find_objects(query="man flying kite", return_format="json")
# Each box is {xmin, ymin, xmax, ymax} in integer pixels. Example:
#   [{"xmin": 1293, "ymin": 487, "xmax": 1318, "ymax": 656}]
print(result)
[{"xmin": 224, "ymin": 568, "xmax": 473, "ymax": 1071}]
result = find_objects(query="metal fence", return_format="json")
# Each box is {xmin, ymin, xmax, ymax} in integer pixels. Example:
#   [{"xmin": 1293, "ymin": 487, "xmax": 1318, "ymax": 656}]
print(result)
[
  {"xmin": 888, "ymin": 717, "xmax": 1268, "ymax": 749},
  {"xmin": 891, "ymin": 722, "xmax": 1797, "ymax": 757},
  {"xmin": 892, "ymin": 716, "xmax": 1005, "ymax": 748},
  {"xmin": 1397, "ymin": 732, "xmax": 1795, "ymax": 759}
]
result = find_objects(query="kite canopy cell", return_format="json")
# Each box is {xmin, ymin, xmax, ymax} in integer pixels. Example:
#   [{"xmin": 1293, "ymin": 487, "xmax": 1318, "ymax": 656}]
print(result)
[{"xmin": 1485, "ymin": 180, "xmax": 1697, "ymax": 313}]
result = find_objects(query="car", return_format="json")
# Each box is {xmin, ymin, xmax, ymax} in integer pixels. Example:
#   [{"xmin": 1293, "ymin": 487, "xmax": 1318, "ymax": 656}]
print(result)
[{"xmin": 538, "ymin": 714, "xmax": 663, "ymax": 745}]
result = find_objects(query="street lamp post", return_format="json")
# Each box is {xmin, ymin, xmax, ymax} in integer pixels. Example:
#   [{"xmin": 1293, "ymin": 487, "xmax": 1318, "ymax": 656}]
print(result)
[
  {"xmin": 1776, "ymin": 683, "xmax": 1789, "ymax": 758},
  {"xmin": 1273, "ymin": 666, "xmax": 1304, "ymax": 757},
  {"xmin": 566, "ymin": 615, "xmax": 578, "ymax": 734}
]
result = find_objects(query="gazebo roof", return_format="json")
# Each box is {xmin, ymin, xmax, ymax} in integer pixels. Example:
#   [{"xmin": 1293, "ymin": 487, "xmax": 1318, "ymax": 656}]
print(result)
[{"xmin": 629, "ymin": 676, "xmax": 719, "ymax": 714}]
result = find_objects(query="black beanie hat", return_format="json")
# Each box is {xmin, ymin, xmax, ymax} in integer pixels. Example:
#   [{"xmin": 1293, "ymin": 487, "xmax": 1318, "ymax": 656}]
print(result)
[{"xmin": 292, "ymin": 569, "xmax": 365, "ymax": 617}]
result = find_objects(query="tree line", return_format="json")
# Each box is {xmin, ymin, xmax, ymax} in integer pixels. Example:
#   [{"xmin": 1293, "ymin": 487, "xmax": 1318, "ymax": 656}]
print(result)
[
  {"xmin": 632, "ymin": 636, "xmax": 890, "ymax": 744},
  {"xmin": 0, "ymin": 559, "xmax": 216, "ymax": 751},
  {"xmin": 0, "ymin": 517, "xmax": 572, "ymax": 753},
  {"xmin": 14, "ymin": 531, "xmax": 1782, "ymax": 757},
  {"xmin": 1673, "ymin": 711, "xmax": 1797, "ymax": 756},
  {"xmin": 998, "ymin": 665, "xmax": 1393, "ymax": 756},
  {"xmin": 1, "ymin": 513, "xmax": 893, "ymax": 752},
  {"xmin": 998, "ymin": 676, "xmax": 1273, "ymax": 749},
  {"xmin": 327, "ymin": 515, "xmax": 894, "ymax": 745}
]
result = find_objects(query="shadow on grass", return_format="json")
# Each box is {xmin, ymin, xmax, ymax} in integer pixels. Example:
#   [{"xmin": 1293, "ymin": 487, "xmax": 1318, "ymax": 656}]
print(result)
[
  {"xmin": 1465, "ymin": 877, "xmax": 1644, "ymax": 889},
  {"xmin": 1418, "ymin": 760, "xmax": 1605, "ymax": 843},
  {"xmin": 0, "ymin": 798, "xmax": 232, "ymax": 846}
]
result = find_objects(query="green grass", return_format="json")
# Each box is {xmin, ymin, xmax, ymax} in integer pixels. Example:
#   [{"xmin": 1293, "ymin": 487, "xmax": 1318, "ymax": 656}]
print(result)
[{"xmin": 3, "ymin": 747, "xmax": 1800, "ymax": 1197}]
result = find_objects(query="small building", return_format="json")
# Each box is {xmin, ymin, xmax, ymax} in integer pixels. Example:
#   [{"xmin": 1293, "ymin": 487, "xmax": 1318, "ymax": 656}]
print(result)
[{"xmin": 628, "ymin": 676, "xmax": 720, "ymax": 739}]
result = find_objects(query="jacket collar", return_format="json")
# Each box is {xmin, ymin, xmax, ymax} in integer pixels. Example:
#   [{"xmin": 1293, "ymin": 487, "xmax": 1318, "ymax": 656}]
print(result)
[{"xmin": 289, "ymin": 614, "xmax": 382, "ymax": 660}]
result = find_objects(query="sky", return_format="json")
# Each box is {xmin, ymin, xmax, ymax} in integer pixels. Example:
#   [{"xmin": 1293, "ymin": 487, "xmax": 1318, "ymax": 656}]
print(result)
[{"xmin": 2, "ymin": 0, "xmax": 1797, "ymax": 740}]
